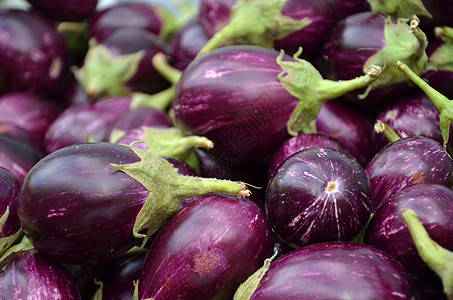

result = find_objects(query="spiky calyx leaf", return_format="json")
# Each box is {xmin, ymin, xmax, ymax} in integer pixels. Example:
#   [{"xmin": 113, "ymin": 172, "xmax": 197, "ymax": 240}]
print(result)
[{"xmin": 366, "ymin": 0, "xmax": 432, "ymax": 18}]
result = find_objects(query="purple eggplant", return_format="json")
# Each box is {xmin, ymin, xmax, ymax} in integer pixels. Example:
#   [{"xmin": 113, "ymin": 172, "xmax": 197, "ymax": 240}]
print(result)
[
  {"xmin": 332, "ymin": 0, "xmax": 371, "ymax": 19},
  {"xmin": 18, "ymin": 142, "xmax": 250, "ymax": 264},
  {"xmin": 374, "ymin": 91, "xmax": 445, "ymax": 149},
  {"xmin": 323, "ymin": 12, "xmax": 427, "ymax": 105},
  {"xmin": 0, "ymin": 167, "xmax": 21, "ymax": 253},
  {"xmin": 171, "ymin": 18, "xmax": 210, "ymax": 71},
  {"xmin": 137, "ymin": 194, "xmax": 273, "ymax": 299},
  {"xmin": 199, "ymin": 0, "xmax": 234, "ymax": 38},
  {"xmin": 365, "ymin": 184, "xmax": 453, "ymax": 278},
  {"xmin": 268, "ymin": 133, "xmax": 349, "ymax": 179},
  {"xmin": 316, "ymin": 99, "xmax": 378, "ymax": 166},
  {"xmin": 173, "ymin": 45, "xmax": 380, "ymax": 165},
  {"xmin": 0, "ymin": 92, "xmax": 60, "ymax": 150},
  {"xmin": 236, "ymin": 242, "xmax": 414, "ymax": 299},
  {"xmin": 111, "ymin": 107, "xmax": 172, "ymax": 134},
  {"xmin": 423, "ymin": 38, "xmax": 453, "ymax": 99},
  {"xmin": 27, "ymin": 0, "xmax": 98, "ymax": 21},
  {"xmin": 266, "ymin": 147, "xmax": 371, "ymax": 248},
  {"xmin": 0, "ymin": 9, "xmax": 69, "ymax": 95},
  {"xmin": 0, "ymin": 134, "xmax": 43, "ymax": 183},
  {"xmin": 0, "ymin": 250, "xmax": 81, "ymax": 299},
  {"xmin": 366, "ymin": 136, "xmax": 453, "ymax": 212}
]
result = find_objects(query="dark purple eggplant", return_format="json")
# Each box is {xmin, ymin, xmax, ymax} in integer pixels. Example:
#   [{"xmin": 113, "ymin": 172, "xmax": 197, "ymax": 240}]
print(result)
[
  {"xmin": 18, "ymin": 142, "xmax": 250, "ymax": 264},
  {"xmin": 0, "ymin": 250, "xmax": 81, "ymax": 299},
  {"xmin": 0, "ymin": 167, "xmax": 20, "ymax": 238},
  {"xmin": 266, "ymin": 147, "xmax": 372, "ymax": 248},
  {"xmin": 171, "ymin": 18, "xmax": 209, "ymax": 71},
  {"xmin": 0, "ymin": 9, "xmax": 69, "ymax": 95},
  {"xmin": 366, "ymin": 136, "xmax": 453, "ymax": 212},
  {"xmin": 236, "ymin": 242, "xmax": 414, "ymax": 299},
  {"xmin": 0, "ymin": 134, "xmax": 43, "ymax": 182},
  {"xmin": 111, "ymin": 107, "xmax": 172, "ymax": 134},
  {"xmin": 0, "ymin": 92, "xmax": 60, "ymax": 150},
  {"xmin": 198, "ymin": 0, "xmax": 334, "ymax": 57},
  {"xmin": 332, "ymin": 0, "xmax": 371, "ymax": 19},
  {"xmin": 323, "ymin": 12, "xmax": 427, "ymax": 105},
  {"xmin": 137, "ymin": 194, "xmax": 273, "ymax": 300},
  {"xmin": 268, "ymin": 133, "xmax": 349, "ymax": 179},
  {"xmin": 173, "ymin": 45, "xmax": 380, "ymax": 165},
  {"xmin": 365, "ymin": 184, "xmax": 453, "ymax": 278},
  {"xmin": 316, "ymin": 99, "xmax": 378, "ymax": 166},
  {"xmin": 27, "ymin": 0, "xmax": 98, "ymax": 21},
  {"xmin": 423, "ymin": 37, "xmax": 453, "ymax": 99},
  {"xmin": 374, "ymin": 91, "xmax": 445, "ymax": 149}
]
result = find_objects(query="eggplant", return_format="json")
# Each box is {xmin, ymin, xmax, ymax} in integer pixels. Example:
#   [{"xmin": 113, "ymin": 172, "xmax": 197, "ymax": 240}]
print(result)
[
  {"xmin": 323, "ymin": 12, "xmax": 427, "ymax": 105},
  {"xmin": 316, "ymin": 99, "xmax": 378, "ymax": 166},
  {"xmin": 0, "ymin": 250, "xmax": 81, "ymax": 299},
  {"xmin": 137, "ymin": 194, "xmax": 273, "ymax": 299},
  {"xmin": 0, "ymin": 134, "xmax": 43, "ymax": 183},
  {"xmin": 366, "ymin": 136, "xmax": 453, "ymax": 212},
  {"xmin": 332, "ymin": 0, "xmax": 371, "ymax": 19},
  {"xmin": 173, "ymin": 45, "xmax": 380, "ymax": 165},
  {"xmin": 423, "ymin": 38, "xmax": 453, "ymax": 99},
  {"xmin": 268, "ymin": 133, "xmax": 349, "ymax": 179},
  {"xmin": 365, "ymin": 184, "xmax": 453, "ymax": 278},
  {"xmin": 0, "ymin": 9, "xmax": 69, "ymax": 95},
  {"xmin": 110, "ymin": 107, "xmax": 172, "ymax": 134},
  {"xmin": 17, "ymin": 142, "xmax": 250, "ymax": 264},
  {"xmin": 198, "ymin": 0, "xmax": 336, "ymax": 57},
  {"xmin": 0, "ymin": 92, "xmax": 60, "ymax": 151},
  {"xmin": 236, "ymin": 242, "xmax": 414, "ymax": 299},
  {"xmin": 266, "ymin": 147, "xmax": 371, "ymax": 248},
  {"xmin": 27, "ymin": 0, "xmax": 98, "ymax": 21}
]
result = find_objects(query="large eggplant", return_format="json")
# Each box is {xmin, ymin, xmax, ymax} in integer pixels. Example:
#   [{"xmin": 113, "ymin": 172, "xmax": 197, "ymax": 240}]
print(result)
[
  {"xmin": 138, "ymin": 194, "xmax": 273, "ymax": 299},
  {"xmin": 17, "ymin": 142, "xmax": 250, "ymax": 264}
]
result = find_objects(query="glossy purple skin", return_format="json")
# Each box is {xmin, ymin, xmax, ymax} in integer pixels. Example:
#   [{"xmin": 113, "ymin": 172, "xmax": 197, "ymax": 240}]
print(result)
[
  {"xmin": 365, "ymin": 184, "xmax": 453, "ymax": 277},
  {"xmin": 199, "ymin": 0, "xmax": 235, "ymax": 38},
  {"xmin": 88, "ymin": 2, "xmax": 162, "ymax": 42},
  {"xmin": 323, "ymin": 12, "xmax": 409, "ymax": 104},
  {"xmin": 374, "ymin": 92, "xmax": 445, "ymax": 150},
  {"xmin": 138, "ymin": 194, "xmax": 273, "ymax": 299},
  {"xmin": 0, "ymin": 250, "xmax": 81, "ymax": 299},
  {"xmin": 332, "ymin": 0, "xmax": 371, "ymax": 20},
  {"xmin": 111, "ymin": 107, "xmax": 172, "ymax": 133},
  {"xmin": 268, "ymin": 133, "xmax": 350, "ymax": 178},
  {"xmin": 0, "ymin": 134, "xmax": 43, "ymax": 182},
  {"xmin": 102, "ymin": 251, "xmax": 146, "ymax": 300},
  {"xmin": 18, "ymin": 143, "xmax": 147, "ymax": 264},
  {"xmin": 171, "ymin": 18, "xmax": 209, "ymax": 71},
  {"xmin": 249, "ymin": 242, "xmax": 414, "ymax": 300},
  {"xmin": 44, "ymin": 96, "xmax": 135, "ymax": 154},
  {"xmin": 274, "ymin": 0, "xmax": 337, "ymax": 56},
  {"xmin": 366, "ymin": 136, "xmax": 453, "ymax": 212},
  {"xmin": 266, "ymin": 147, "xmax": 371, "ymax": 248},
  {"xmin": 173, "ymin": 45, "xmax": 298, "ymax": 164},
  {"xmin": 0, "ymin": 9, "xmax": 68, "ymax": 95},
  {"xmin": 0, "ymin": 167, "xmax": 21, "ymax": 237},
  {"xmin": 96, "ymin": 27, "xmax": 170, "ymax": 94},
  {"xmin": 316, "ymin": 99, "xmax": 378, "ymax": 167},
  {"xmin": 27, "ymin": 0, "xmax": 98, "ymax": 21},
  {"xmin": 0, "ymin": 92, "xmax": 60, "ymax": 150}
]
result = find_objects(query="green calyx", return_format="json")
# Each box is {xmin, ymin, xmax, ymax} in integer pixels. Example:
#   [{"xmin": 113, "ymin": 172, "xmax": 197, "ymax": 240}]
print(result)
[
  {"xmin": 0, "ymin": 207, "xmax": 23, "ymax": 258},
  {"xmin": 397, "ymin": 61, "xmax": 453, "ymax": 147},
  {"xmin": 362, "ymin": 16, "xmax": 428, "ymax": 99},
  {"xmin": 110, "ymin": 147, "xmax": 250, "ymax": 247},
  {"xmin": 130, "ymin": 87, "xmax": 176, "ymax": 111},
  {"xmin": 402, "ymin": 208, "xmax": 453, "ymax": 300},
  {"xmin": 0, "ymin": 235, "xmax": 34, "ymax": 269},
  {"xmin": 155, "ymin": 1, "xmax": 198, "ymax": 42},
  {"xmin": 366, "ymin": 0, "xmax": 432, "ymax": 18},
  {"xmin": 197, "ymin": 0, "xmax": 311, "ymax": 57},
  {"xmin": 74, "ymin": 39, "xmax": 144, "ymax": 99},
  {"xmin": 277, "ymin": 49, "xmax": 382, "ymax": 136},
  {"xmin": 429, "ymin": 27, "xmax": 453, "ymax": 72},
  {"xmin": 233, "ymin": 251, "xmax": 278, "ymax": 300}
]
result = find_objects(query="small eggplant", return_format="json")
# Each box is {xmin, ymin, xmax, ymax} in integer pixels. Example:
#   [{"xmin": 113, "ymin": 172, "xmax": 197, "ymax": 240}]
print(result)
[
  {"xmin": 266, "ymin": 147, "xmax": 372, "ymax": 248},
  {"xmin": 366, "ymin": 136, "xmax": 453, "ymax": 211},
  {"xmin": 137, "ymin": 194, "xmax": 273, "ymax": 299},
  {"xmin": 18, "ymin": 142, "xmax": 250, "ymax": 264}
]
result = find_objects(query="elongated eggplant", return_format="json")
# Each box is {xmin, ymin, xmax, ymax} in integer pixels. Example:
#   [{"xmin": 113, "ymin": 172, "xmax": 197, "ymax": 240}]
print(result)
[
  {"xmin": 18, "ymin": 142, "xmax": 250, "ymax": 264},
  {"xmin": 138, "ymin": 194, "xmax": 273, "ymax": 299}
]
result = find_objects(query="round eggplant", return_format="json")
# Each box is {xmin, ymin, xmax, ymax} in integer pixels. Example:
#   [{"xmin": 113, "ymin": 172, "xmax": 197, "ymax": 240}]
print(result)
[{"xmin": 266, "ymin": 147, "xmax": 371, "ymax": 248}]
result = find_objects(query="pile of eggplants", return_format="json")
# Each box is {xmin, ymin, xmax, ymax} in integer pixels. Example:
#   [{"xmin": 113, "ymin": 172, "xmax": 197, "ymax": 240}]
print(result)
[{"xmin": 2, "ymin": 0, "xmax": 453, "ymax": 299}]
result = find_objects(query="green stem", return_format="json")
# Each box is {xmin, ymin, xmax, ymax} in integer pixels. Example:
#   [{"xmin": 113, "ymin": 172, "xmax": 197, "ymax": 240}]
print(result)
[
  {"xmin": 436, "ymin": 26, "xmax": 453, "ymax": 41},
  {"xmin": 151, "ymin": 53, "xmax": 182, "ymax": 85},
  {"xmin": 130, "ymin": 87, "xmax": 175, "ymax": 111},
  {"xmin": 374, "ymin": 120, "xmax": 401, "ymax": 143},
  {"xmin": 175, "ymin": 176, "xmax": 250, "ymax": 199},
  {"xmin": 197, "ymin": 21, "xmax": 243, "ymax": 57},
  {"xmin": 402, "ymin": 208, "xmax": 453, "ymax": 300}
]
